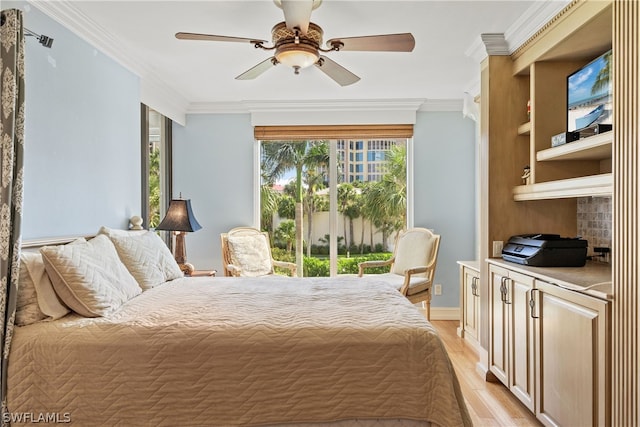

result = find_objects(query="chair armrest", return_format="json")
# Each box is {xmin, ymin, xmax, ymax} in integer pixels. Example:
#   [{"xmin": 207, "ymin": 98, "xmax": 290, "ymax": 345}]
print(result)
[
  {"xmin": 405, "ymin": 266, "xmax": 428, "ymax": 275},
  {"xmin": 273, "ymin": 260, "xmax": 297, "ymax": 277},
  {"xmin": 226, "ymin": 264, "xmax": 242, "ymax": 277},
  {"xmin": 358, "ymin": 258, "xmax": 394, "ymax": 277},
  {"xmin": 399, "ymin": 265, "xmax": 435, "ymax": 295}
]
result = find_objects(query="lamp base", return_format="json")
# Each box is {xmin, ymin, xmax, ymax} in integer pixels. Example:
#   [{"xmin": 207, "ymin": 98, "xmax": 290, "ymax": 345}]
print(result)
[{"xmin": 173, "ymin": 231, "xmax": 194, "ymax": 276}]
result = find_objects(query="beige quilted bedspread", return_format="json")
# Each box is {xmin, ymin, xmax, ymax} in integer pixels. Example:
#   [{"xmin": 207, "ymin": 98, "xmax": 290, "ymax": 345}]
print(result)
[{"xmin": 8, "ymin": 276, "xmax": 471, "ymax": 427}]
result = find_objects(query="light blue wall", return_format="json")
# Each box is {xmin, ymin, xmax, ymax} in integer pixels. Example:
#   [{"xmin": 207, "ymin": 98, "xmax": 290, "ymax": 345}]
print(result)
[
  {"xmin": 172, "ymin": 114, "xmax": 255, "ymax": 272},
  {"xmin": 414, "ymin": 111, "xmax": 476, "ymax": 307},
  {"xmin": 4, "ymin": 2, "xmax": 141, "ymax": 239},
  {"xmin": 173, "ymin": 111, "xmax": 477, "ymax": 308}
]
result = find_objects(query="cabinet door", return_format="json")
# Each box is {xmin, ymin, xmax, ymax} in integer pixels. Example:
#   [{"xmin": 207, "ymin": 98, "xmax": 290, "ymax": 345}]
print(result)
[
  {"xmin": 462, "ymin": 267, "xmax": 479, "ymax": 341},
  {"xmin": 508, "ymin": 271, "xmax": 535, "ymax": 412},
  {"xmin": 489, "ymin": 264, "xmax": 509, "ymax": 385},
  {"xmin": 534, "ymin": 280, "xmax": 610, "ymax": 427}
]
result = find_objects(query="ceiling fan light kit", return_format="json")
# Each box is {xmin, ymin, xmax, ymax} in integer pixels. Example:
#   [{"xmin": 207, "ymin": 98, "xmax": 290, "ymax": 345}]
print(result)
[
  {"xmin": 272, "ymin": 22, "xmax": 322, "ymax": 73},
  {"xmin": 176, "ymin": 0, "xmax": 414, "ymax": 86}
]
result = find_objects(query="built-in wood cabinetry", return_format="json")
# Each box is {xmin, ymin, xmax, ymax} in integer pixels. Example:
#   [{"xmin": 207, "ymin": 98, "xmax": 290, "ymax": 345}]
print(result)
[
  {"xmin": 457, "ymin": 261, "xmax": 480, "ymax": 346},
  {"xmin": 511, "ymin": 1, "xmax": 612, "ymax": 201},
  {"xmin": 488, "ymin": 264, "xmax": 535, "ymax": 412},
  {"xmin": 479, "ymin": 0, "xmax": 639, "ymax": 424},
  {"xmin": 479, "ymin": 0, "xmax": 613, "ymax": 361},
  {"xmin": 534, "ymin": 279, "xmax": 610, "ymax": 427},
  {"xmin": 488, "ymin": 260, "xmax": 611, "ymax": 427}
]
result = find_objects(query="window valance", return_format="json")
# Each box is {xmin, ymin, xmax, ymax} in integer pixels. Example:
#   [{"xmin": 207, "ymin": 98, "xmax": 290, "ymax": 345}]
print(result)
[{"xmin": 254, "ymin": 124, "xmax": 414, "ymax": 140}]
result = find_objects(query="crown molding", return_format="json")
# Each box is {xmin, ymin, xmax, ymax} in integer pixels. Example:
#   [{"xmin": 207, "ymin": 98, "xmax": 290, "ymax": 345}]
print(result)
[
  {"xmin": 186, "ymin": 98, "xmax": 464, "ymax": 115},
  {"xmin": 28, "ymin": 0, "xmax": 189, "ymax": 125},
  {"xmin": 245, "ymin": 99, "xmax": 427, "ymax": 113},
  {"xmin": 464, "ymin": 0, "xmax": 571, "ymax": 63},
  {"xmin": 504, "ymin": 0, "xmax": 571, "ymax": 55},
  {"xmin": 188, "ymin": 99, "xmax": 428, "ymax": 114},
  {"xmin": 418, "ymin": 99, "xmax": 463, "ymax": 112}
]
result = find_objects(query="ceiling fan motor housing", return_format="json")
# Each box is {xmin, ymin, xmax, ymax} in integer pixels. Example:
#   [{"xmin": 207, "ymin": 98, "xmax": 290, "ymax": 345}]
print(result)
[{"xmin": 272, "ymin": 22, "xmax": 323, "ymax": 70}]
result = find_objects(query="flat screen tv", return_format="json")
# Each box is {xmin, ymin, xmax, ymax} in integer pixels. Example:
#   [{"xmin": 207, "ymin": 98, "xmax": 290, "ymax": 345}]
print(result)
[{"xmin": 567, "ymin": 49, "xmax": 612, "ymax": 132}]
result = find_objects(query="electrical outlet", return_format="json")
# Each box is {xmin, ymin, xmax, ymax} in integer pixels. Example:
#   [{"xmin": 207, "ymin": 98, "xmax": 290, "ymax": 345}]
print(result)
[
  {"xmin": 493, "ymin": 240, "xmax": 504, "ymax": 257},
  {"xmin": 434, "ymin": 284, "xmax": 442, "ymax": 296}
]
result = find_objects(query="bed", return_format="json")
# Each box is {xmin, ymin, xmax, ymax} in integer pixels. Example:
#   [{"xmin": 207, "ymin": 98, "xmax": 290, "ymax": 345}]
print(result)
[{"xmin": 7, "ymin": 231, "xmax": 471, "ymax": 427}]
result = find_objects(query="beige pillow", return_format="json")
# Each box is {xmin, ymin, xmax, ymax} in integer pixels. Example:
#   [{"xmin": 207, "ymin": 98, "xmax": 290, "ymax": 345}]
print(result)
[
  {"xmin": 21, "ymin": 251, "xmax": 70, "ymax": 321},
  {"xmin": 41, "ymin": 235, "xmax": 141, "ymax": 317},
  {"xmin": 391, "ymin": 232, "xmax": 435, "ymax": 276},
  {"xmin": 227, "ymin": 233, "xmax": 272, "ymax": 277},
  {"xmin": 107, "ymin": 231, "xmax": 183, "ymax": 290},
  {"xmin": 15, "ymin": 252, "xmax": 48, "ymax": 326}
]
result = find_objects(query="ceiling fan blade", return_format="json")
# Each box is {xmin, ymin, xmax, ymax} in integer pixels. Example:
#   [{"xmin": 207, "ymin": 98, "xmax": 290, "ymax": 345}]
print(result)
[
  {"xmin": 278, "ymin": 0, "xmax": 315, "ymax": 33},
  {"xmin": 235, "ymin": 58, "xmax": 277, "ymax": 80},
  {"xmin": 327, "ymin": 33, "xmax": 415, "ymax": 52},
  {"xmin": 315, "ymin": 56, "xmax": 360, "ymax": 86},
  {"xmin": 176, "ymin": 32, "xmax": 267, "ymax": 44}
]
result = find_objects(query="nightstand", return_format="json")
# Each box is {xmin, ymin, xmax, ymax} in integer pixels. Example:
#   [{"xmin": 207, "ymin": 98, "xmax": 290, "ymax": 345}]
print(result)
[{"xmin": 187, "ymin": 270, "xmax": 216, "ymax": 277}]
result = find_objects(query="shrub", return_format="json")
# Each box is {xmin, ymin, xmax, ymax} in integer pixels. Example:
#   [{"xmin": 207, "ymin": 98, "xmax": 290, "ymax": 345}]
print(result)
[{"xmin": 303, "ymin": 257, "xmax": 330, "ymax": 277}]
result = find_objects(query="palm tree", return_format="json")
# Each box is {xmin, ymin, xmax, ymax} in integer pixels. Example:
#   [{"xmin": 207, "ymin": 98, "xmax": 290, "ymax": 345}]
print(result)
[
  {"xmin": 591, "ymin": 50, "xmax": 611, "ymax": 95},
  {"xmin": 261, "ymin": 141, "xmax": 329, "ymax": 275},
  {"xmin": 361, "ymin": 145, "xmax": 407, "ymax": 250},
  {"xmin": 303, "ymin": 169, "xmax": 327, "ymax": 257},
  {"xmin": 274, "ymin": 220, "xmax": 296, "ymax": 253},
  {"xmin": 337, "ymin": 183, "xmax": 357, "ymax": 249},
  {"xmin": 360, "ymin": 181, "xmax": 378, "ymax": 251},
  {"xmin": 260, "ymin": 183, "xmax": 279, "ymax": 233}
]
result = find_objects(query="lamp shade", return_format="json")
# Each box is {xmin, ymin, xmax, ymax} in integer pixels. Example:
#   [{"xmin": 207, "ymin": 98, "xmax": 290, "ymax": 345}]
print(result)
[{"xmin": 155, "ymin": 199, "xmax": 202, "ymax": 232}]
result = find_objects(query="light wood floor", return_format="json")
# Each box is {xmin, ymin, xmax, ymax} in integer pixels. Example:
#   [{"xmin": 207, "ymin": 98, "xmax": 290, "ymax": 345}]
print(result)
[{"xmin": 430, "ymin": 320, "xmax": 543, "ymax": 427}]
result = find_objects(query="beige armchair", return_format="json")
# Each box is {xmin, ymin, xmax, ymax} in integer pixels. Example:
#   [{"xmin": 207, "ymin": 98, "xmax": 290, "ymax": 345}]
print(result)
[
  {"xmin": 358, "ymin": 227, "xmax": 440, "ymax": 320},
  {"xmin": 220, "ymin": 227, "xmax": 297, "ymax": 277}
]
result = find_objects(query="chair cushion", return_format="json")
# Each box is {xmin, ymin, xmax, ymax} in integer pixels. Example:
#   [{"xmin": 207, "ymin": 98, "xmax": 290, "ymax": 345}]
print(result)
[
  {"xmin": 227, "ymin": 233, "xmax": 272, "ymax": 277},
  {"xmin": 364, "ymin": 272, "xmax": 431, "ymax": 296},
  {"xmin": 391, "ymin": 231, "xmax": 435, "ymax": 276}
]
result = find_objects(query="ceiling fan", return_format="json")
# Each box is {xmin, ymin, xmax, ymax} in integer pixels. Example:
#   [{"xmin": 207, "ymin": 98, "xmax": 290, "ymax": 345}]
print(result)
[{"xmin": 175, "ymin": 0, "xmax": 415, "ymax": 86}]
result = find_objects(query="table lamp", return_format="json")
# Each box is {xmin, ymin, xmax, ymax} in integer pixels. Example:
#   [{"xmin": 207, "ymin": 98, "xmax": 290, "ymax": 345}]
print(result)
[{"xmin": 155, "ymin": 198, "xmax": 202, "ymax": 276}]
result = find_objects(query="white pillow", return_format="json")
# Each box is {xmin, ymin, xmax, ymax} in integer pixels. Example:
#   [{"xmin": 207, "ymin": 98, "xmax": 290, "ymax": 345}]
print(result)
[
  {"xmin": 107, "ymin": 231, "xmax": 183, "ymax": 290},
  {"xmin": 227, "ymin": 233, "xmax": 273, "ymax": 277},
  {"xmin": 15, "ymin": 252, "xmax": 48, "ymax": 326},
  {"xmin": 391, "ymin": 232, "xmax": 435, "ymax": 276},
  {"xmin": 41, "ymin": 235, "xmax": 141, "ymax": 317}
]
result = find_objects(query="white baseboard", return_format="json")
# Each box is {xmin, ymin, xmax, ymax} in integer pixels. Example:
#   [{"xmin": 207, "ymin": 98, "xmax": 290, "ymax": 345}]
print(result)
[
  {"xmin": 415, "ymin": 303, "xmax": 460, "ymax": 320},
  {"xmin": 430, "ymin": 307, "xmax": 460, "ymax": 320}
]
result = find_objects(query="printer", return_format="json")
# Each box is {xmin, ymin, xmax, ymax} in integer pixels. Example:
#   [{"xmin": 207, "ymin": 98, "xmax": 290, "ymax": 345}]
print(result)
[{"xmin": 501, "ymin": 234, "xmax": 588, "ymax": 267}]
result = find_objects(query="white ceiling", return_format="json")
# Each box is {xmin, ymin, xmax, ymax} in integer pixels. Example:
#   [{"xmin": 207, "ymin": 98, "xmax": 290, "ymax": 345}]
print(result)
[{"xmin": 32, "ymin": 1, "xmax": 570, "ymax": 119}]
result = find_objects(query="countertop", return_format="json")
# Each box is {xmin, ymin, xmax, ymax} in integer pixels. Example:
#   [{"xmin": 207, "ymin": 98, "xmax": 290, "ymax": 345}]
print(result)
[
  {"xmin": 457, "ymin": 260, "xmax": 480, "ymax": 271},
  {"xmin": 487, "ymin": 258, "xmax": 612, "ymax": 301}
]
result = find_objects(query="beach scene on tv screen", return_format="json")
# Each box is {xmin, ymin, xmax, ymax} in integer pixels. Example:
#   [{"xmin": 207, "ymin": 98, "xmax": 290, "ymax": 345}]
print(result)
[{"xmin": 567, "ymin": 50, "xmax": 612, "ymax": 132}]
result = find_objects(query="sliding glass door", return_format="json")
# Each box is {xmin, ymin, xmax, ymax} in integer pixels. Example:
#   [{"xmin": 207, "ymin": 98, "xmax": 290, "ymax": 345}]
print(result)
[{"xmin": 259, "ymin": 138, "xmax": 408, "ymax": 277}]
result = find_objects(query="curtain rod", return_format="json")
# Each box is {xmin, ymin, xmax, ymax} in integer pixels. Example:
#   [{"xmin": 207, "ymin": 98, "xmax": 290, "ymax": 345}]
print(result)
[{"xmin": 0, "ymin": 12, "xmax": 54, "ymax": 48}]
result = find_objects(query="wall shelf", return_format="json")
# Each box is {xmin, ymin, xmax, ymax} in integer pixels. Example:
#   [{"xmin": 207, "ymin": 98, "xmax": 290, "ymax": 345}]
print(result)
[
  {"xmin": 518, "ymin": 122, "xmax": 531, "ymax": 136},
  {"xmin": 537, "ymin": 131, "xmax": 612, "ymax": 162},
  {"xmin": 513, "ymin": 173, "xmax": 612, "ymax": 201}
]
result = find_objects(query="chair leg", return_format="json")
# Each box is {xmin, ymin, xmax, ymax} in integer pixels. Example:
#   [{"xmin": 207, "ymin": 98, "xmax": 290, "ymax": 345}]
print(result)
[{"xmin": 425, "ymin": 293, "xmax": 432, "ymax": 321}]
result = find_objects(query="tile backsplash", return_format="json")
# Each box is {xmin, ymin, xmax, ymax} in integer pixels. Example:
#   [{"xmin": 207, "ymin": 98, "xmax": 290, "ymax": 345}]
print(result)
[{"xmin": 577, "ymin": 197, "xmax": 612, "ymax": 260}]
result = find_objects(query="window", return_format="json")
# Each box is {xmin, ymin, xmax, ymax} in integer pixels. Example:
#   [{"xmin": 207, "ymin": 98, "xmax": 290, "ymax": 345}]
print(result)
[
  {"xmin": 141, "ymin": 105, "xmax": 172, "ymax": 231},
  {"xmin": 258, "ymin": 133, "xmax": 410, "ymax": 277}
]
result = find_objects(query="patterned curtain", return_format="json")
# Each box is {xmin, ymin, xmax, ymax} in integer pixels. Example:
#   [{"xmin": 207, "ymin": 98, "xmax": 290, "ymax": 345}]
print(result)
[{"xmin": 0, "ymin": 8, "xmax": 25, "ymax": 420}]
